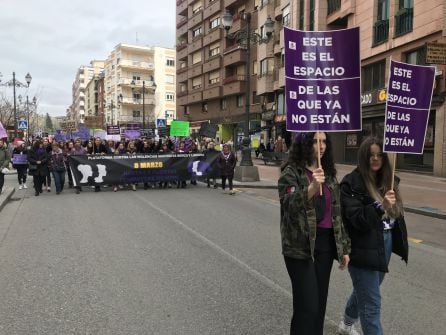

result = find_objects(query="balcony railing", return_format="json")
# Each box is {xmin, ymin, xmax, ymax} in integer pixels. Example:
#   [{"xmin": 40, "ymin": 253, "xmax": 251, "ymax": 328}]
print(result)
[
  {"xmin": 119, "ymin": 59, "xmax": 154, "ymax": 69},
  {"xmin": 327, "ymin": 0, "xmax": 341, "ymax": 15},
  {"xmin": 395, "ymin": 8, "xmax": 413, "ymax": 37},
  {"xmin": 373, "ymin": 19, "xmax": 389, "ymax": 46},
  {"xmin": 223, "ymin": 75, "xmax": 246, "ymax": 85}
]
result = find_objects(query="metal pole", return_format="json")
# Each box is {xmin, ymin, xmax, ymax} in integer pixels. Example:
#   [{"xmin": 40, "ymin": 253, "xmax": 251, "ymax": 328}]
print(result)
[
  {"xmin": 27, "ymin": 96, "xmax": 30, "ymax": 142},
  {"xmin": 142, "ymin": 81, "xmax": 146, "ymax": 131},
  {"xmin": 245, "ymin": 14, "xmax": 251, "ymax": 139},
  {"xmin": 13, "ymin": 72, "xmax": 17, "ymax": 138}
]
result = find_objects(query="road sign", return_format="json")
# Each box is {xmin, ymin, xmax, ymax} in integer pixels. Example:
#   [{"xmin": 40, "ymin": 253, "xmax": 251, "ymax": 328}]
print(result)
[
  {"xmin": 156, "ymin": 118, "xmax": 167, "ymax": 128},
  {"xmin": 17, "ymin": 120, "xmax": 28, "ymax": 130}
]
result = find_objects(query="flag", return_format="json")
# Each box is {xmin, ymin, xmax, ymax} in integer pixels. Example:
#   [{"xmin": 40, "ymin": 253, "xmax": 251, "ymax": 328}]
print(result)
[{"xmin": 0, "ymin": 121, "xmax": 7, "ymax": 138}]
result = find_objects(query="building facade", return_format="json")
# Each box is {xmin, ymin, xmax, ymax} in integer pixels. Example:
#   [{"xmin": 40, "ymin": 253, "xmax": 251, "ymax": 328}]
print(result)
[
  {"xmin": 176, "ymin": 0, "xmax": 446, "ymax": 176},
  {"xmin": 103, "ymin": 44, "xmax": 176, "ymax": 129}
]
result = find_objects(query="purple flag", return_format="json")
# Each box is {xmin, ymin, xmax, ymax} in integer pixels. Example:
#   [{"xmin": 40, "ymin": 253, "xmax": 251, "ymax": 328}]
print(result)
[
  {"xmin": 0, "ymin": 121, "xmax": 7, "ymax": 138},
  {"xmin": 284, "ymin": 27, "xmax": 361, "ymax": 132},
  {"xmin": 124, "ymin": 130, "xmax": 140, "ymax": 140},
  {"xmin": 383, "ymin": 60, "xmax": 435, "ymax": 154}
]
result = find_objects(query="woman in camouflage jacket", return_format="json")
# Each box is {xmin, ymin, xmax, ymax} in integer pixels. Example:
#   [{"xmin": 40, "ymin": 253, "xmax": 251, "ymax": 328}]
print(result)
[{"xmin": 278, "ymin": 132, "xmax": 350, "ymax": 335}]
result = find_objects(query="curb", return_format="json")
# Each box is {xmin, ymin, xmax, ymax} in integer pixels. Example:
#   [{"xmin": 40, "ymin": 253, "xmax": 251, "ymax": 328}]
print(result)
[{"xmin": 0, "ymin": 187, "xmax": 15, "ymax": 212}]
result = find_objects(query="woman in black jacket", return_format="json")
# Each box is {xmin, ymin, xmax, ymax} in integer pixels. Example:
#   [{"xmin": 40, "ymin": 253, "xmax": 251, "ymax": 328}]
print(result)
[
  {"xmin": 217, "ymin": 143, "xmax": 236, "ymax": 194},
  {"xmin": 337, "ymin": 136, "xmax": 408, "ymax": 335},
  {"xmin": 28, "ymin": 140, "xmax": 50, "ymax": 196}
]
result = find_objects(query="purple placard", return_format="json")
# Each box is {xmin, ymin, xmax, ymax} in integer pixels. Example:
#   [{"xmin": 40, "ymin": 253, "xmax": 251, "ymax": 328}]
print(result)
[
  {"xmin": 124, "ymin": 130, "xmax": 140, "ymax": 140},
  {"xmin": 284, "ymin": 27, "xmax": 361, "ymax": 132},
  {"xmin": 383, "ymin": 60, "xmax": 435, "ymax": 154},
  {"xmin": 12, "ymin": 154, "xmax": 28, "ymax": 165},
  {"xmin": 127, "ymin": 123, "xmax": 141, "ymax": 131}
]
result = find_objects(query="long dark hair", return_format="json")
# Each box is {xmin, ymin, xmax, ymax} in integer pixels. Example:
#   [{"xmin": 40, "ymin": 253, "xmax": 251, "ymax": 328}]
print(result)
[
  {"xmin": 32, "ymin": 140, "xmax": 42, "ymax": 151},
  {"xmin": 281, "ymin": 132, "xmax": 336, "ymax": 178},
  {"xmin": 357, "ymin": 136, "xmax": 403, "ymax": 218}
]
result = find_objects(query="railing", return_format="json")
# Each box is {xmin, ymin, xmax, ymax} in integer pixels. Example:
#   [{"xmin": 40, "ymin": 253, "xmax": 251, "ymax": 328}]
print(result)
[
  {"xmin": 222, "ymin": 75, "xmax": 246, "ymax": 85},
  {"xmin": 395, "ymin": 8, "xmax": 413, "ymax": 37},
  {"xmin": 176, "ymin": 17, "xmax": 187, "ymax": 28},
  {"xmin": 327, "ymin": 0, "xmax": 341, "ymax": 15},
  {"xmin": 373, "ymin": 19, "xmax": 389, "ymax": 46},
  {"xmin": 177, "ymin": 90, "xmax": 188, "ymax": 97},
  {"xmin": 176, "ymin": 43, "xmax": 187, "ymax": 51},
  {"xmin": 119, "ymin": 59, "xmax": 154, "ymax": 69}
]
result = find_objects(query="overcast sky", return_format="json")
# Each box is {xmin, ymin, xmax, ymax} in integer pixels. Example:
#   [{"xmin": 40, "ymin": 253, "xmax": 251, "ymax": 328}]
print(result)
[{"xmin": 0, "ymin": 0, "xmax": 175, "ymax": 117}]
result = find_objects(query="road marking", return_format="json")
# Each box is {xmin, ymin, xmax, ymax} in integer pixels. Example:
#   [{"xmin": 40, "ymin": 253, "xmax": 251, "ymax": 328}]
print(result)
[
  {"xmin": 133, "ymin": 193, "xmax": 341, "ymax": 330},
  {"xmin": 408, "ymin": 237, "xmax": 423, "ymax": 244}
]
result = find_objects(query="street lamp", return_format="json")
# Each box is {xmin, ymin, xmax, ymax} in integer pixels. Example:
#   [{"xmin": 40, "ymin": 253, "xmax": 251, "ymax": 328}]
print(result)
[
  {"xmin": 222, "ymin": 10, "xmax": 274, "ymax": 166},
  {"xmin": 131, "ymin": 79, "xmax": 156, "ymax": 132},
  {"xmin": 18, "ymin": 94, "xmax": 37, "ymax": 142},
  {"xmin": 0, "ymin": 72, "xmax": 33, "ymax": 138}
]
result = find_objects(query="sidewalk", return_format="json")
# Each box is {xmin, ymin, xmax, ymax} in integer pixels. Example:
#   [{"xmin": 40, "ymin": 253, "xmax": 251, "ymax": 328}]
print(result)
[{"xmin": 233, "ymin": 158, "xmax": 446, "ymax": 220}]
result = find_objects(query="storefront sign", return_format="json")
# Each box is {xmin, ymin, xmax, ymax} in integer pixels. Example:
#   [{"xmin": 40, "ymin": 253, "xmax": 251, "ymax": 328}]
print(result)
[
  {"xmin": 384, "ymin": 60, "xmax": 435, "ymax": 154},
  {"xmin": 284, "ymin": 27, "xmax": 361, "ymax": 132},
  {"xmin": 426, "ymin": 42, "xmax": 446, "ymax": 64},
  {"xmin": 361, "ymin": 88, "xmax": 387, "ymax": 106}
]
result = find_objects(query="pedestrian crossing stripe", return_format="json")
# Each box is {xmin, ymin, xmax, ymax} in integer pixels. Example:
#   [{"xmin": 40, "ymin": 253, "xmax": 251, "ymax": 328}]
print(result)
[{"xmin": 17, "ymin": 120, "xmax": 28, "ymax": 129}]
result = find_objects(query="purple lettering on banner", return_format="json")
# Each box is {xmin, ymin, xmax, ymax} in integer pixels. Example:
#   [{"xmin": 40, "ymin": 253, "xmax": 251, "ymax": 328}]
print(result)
[
  {"xmin": 284, "ymin": 27, "xmax": 361, "ymax": 132},
  {"xmin": 384, "ymin": 60, "xmax": 435, "ymax": 154}
]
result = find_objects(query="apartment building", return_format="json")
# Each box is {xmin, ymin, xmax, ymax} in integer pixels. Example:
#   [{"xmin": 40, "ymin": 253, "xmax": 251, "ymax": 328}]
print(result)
[
  {"xmin": 70, "ymin": 60, "xmax": 105, "ymax": 124},
  {"xmin": 103, "ymin": 44, "xmax": 176, "ymax": 129},
  {"xmin": 176, "ymin": 0, "xmax": 446, "ymax": 176}
]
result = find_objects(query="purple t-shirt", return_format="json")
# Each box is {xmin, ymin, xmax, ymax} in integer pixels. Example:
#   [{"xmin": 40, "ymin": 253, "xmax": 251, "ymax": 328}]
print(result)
[{"xmin": 306, "ymin": 169, "xmax": 333, "ymax": 228}]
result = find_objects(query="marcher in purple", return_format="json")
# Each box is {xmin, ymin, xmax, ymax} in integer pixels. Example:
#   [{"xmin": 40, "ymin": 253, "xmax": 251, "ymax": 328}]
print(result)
[
  {"xmin": 28, "ymin": 140, "xmax": 50, "ymax": 196},
  {"xmin": 49, "ymin": 142, "xmax": 66, "ymax": 195},
  {"xmin": 12, "ymin": 141, "xmax": 28, "ymax": 190},
  {"xmin": 337, "ymin": 136, "xmax": 408, "ymax": 335}
]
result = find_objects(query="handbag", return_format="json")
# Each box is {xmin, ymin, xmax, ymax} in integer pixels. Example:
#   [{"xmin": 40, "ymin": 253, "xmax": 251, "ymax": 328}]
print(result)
[{"xmin": 28, "ymin": 164, "xmax": 37, "ymax": 171}]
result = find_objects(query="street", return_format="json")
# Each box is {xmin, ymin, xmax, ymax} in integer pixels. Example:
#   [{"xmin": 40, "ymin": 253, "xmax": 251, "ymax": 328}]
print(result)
[{"xmin": 0, "ymin": 175, "xmax": 445, "ymax": 334}]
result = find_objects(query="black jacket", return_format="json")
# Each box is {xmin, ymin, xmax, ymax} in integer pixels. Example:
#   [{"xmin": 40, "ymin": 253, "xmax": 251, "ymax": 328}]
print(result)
[{"xmin": 341, "ymin": 169, "xmax": 408, "ymax": 272}]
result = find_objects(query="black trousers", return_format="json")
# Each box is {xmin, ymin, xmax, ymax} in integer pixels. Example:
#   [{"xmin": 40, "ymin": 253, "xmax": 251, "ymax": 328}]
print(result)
[
  {"xmin": 16, "ymin": 166, "xmax": 27, "ymax": 184},
  {"xmin": 43, "ymin": 173, "xmax": 51, "ymax": 187},
  {"xmin": 221, "ymin": 175, "xmax": 233, "ymax": 190},
  {"xmin": 33, "ymin": 174, "xmax": 45, "ymax": 193},
  {"xmin": 0, "ymin": 172, "xmax": 4, "ymax": 192},
  {"xmin": 284, "ymin": 228, "xmax": 337, "ymax": 335}
]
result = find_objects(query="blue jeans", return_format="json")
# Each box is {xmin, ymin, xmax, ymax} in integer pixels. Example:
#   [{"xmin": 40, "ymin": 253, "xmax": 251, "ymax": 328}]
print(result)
[
  {"xmin": 52, "ymin": 170, "xmax": 65, "ymax": 193},
  {"xmin": 344, "ymin": 230, "xmax": 393, "ymax": 335}
]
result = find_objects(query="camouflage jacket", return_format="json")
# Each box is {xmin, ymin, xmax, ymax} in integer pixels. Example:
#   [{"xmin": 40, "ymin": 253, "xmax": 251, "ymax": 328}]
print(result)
[{"xmin": 278, "ymin": 164, "xmax": 350, "ymax": 260}]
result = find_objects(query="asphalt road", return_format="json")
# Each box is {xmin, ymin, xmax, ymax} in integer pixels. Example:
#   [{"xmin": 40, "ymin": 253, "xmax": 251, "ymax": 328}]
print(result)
[{"xmin": 0, "ymin": 179, "xmax": 445, "ymax": 334}]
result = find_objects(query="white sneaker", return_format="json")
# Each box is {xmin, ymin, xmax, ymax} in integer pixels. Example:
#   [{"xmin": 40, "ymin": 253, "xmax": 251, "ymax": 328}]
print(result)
[
  {"xmin": 23, "ymin": 184, "xmax": 27, "ymax": 189},
  {"xmin": 19, "ymin": 184, "xmax": 23, "ymax": 190},
  {"xmin": 337, "ymin": 320, "xmax": 360, "ymax": 335}
]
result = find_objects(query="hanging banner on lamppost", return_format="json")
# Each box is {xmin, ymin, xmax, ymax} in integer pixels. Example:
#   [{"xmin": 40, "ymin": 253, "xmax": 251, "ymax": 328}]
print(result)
[
  {"xmin": 383, "ymin": 60, "xmax": 435, "ymax": 154},
  {"xmin": 284, "ymin": 27, "xmax": 361, "ymax": 132}
]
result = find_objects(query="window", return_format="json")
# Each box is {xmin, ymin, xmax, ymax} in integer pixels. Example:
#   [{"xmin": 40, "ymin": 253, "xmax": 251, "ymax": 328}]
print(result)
[
  {"xmin": 260, "ymin": 58, "xmax": 274, "ymax": 76},
  {"xmin": 193, "ymin": 26, "xmax": 203, "ymax": 38},
  {"xmin": 133, "ymin": 93, "xmax": 141, "ymax": 100},
  {"xmin": 165, "ymin": 110, "xmax": 175, "ymax": 120},
  {"xmin": 236, "ymin": 95, "xmax": 245, "ymax": 107},
  {"xmin": 282, "ymin": 5, "xmax": 290, "ymax": 27},
  {"xmin": 192, "ymin": 51, "xmax": 202, "ymax": 64},
  {"xmin": 406, "ymin": 48, "xmax": 426, "ymax": 65},
  {"xmin": 192, "ymin": 1, "xmax": 203, "ymax": 14},
  {"xmin": 209, "ymin": 16, "xmax": 220, "ymax": 30},
  {"xmin": 220, "ymin": 98, "xmax": 227, "ymax": 110},
  {"xmin": 378, "ymin": 0, "xmax": 390, "ymax": 20},
  {"xmin": 299, "ymin": 0, "xmax": 304, "ymax": 30},
  {"xmin": 252, "ymin": 60, "xmax": 258, "ymax": 75},
  {"xmin": 208, "ymin": 70, "xmax": 220, "ymax": 85},
  {"xmin": 166, "ymin": 58, "xmax": 175, "ymax": 67},
  {"xmin": 192, "ymin": 76, "xmax": 202, "ymax": 89},
  {"xmin": 373, "ymin": 0, "xmax": 390, "ymax": 45},
  {"xmin": 277, "ymin": 93, "xmax": 285, "ymax": 115},
  {"xmin": 209, "ymin": 42, "xmax": 220, "ymax": 57},
  {"xmin": 362, "ymin": 61, "xmax": 386, "ymax": 92},
  {"xmin": 133, "ymin": 110, "xmax": 141, "ymax": 117},
  {"xmin": 395, "ymin": 0, "xmax": 413, "ymax": 36},
  {"xmin": 165, "ymin": 74, "xmax": 174, "ymax": 84},
  {"xmin": 166, "ymin": 93, "xmax": 175, "ymax": 101},
  {"xmin": 133, "ymin": 75, "xmax": 141, "ymax": 81},
  {"xmin": 399, "ymin": 0, "xmax": 413, "ymax": 9},
  {"xmin": 202, "ymin": 102, "xmax": 208, "ymax": 113}
]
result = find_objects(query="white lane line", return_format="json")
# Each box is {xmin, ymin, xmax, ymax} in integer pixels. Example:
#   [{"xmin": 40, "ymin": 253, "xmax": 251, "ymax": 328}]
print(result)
[
  {"xmin": 134, "ymin": 193, "xmax": 291, "ymax": 299},
  {"xmin": 133, "ymin": 193, "xmax": 341, "ymax": 330}
]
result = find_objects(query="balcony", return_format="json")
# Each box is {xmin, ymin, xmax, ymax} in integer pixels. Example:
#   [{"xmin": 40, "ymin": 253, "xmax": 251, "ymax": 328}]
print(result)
[
  {"xmin": 177, "ymin": 69, "xmax": 188, "ymax": 83},
  {"xmin": 203, "ymin": 86, "xmax": 222, "ymax": 100},
  {"xmin": 395, "ymin": 8, "xmax": 413, "ymax": 37},
  {"xmin": 177, "ymin": 94, "xmax": 188, "ymax": 106},
  {"xmin": 188, "ymin": 36, "xmax": 203, "ymax": 53},
  {"xmin": 177, "ymin": 20, "xmax": 188, "ymax": 36},
  {"xmin": 176, "ymin": 17, "xmax": 187, "ymax": 29},
  {"xmin": 203, "ymin": 0, "xmax": 220, "ymax": 20},
  {"xmin": 121, "ymin": 97, "xmax": 155, "ymax": 105},
  {"xmin": 373, "ymin": 19, "xmax": 389, "ymax": 46},
  {"xmin": 119, "ymin": 59, "xmax": 154, "ymax": 71},
  {"xmin": 257, "ymin": 71, "xmax": 274, "ymax": 95},
  {"xmin": 273, "ymin": 67, "xmax": 285, "ymax": 90},
  {"xmin": 188, "ymin": 63, "xmax": 203, "ymax": 78},
  {"xmin": 222, "ymin": 75, "xmax": 246, "ymax": 96},
  {"xmin": 326, "ymin": 0, "xmax": 355, "ymax": 25},
  {"xmin": 188, "ymin": 91, "xmax": 203, "ymax": 104},
  {"xmin": 177, "ymin": 44, "xmax": 189, "ymax": 60},
  {"xmin": 224, "ymin": 0, "xmax": 239, "ymax": 7},
  {"xmin": 176, "ymin": 0, "xmax": 187, "ymax": 15},
  {"xmin": 223, "ymin": 47, "xmax": 247, "ymax": 67},
  {"xmin": 118, "ymin": 78, "xmax": 156, "ymax": 88},
  {"xmin": 188, "ymin": 11, "xmax": 203, "ymax": 28},
  {"xmin": 274, "ymin": 0, "xmax": 282, "ymax": 21},
  {"xmin": 203, "ymin": 56, "xmax": 221, "ymax": 73},
  {"xmin": 177, "ymin": 90, "xmax": 188, "ymax": 97},
  {"xmin": 203, "ymin": 28, "xmax": 222, "ymax": 47}
]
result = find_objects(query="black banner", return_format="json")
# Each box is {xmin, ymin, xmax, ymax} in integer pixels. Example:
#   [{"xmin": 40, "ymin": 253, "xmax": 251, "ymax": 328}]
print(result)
[{"xmin": 68, "ymin": 152, "xmax": 220, "ymax": 186}]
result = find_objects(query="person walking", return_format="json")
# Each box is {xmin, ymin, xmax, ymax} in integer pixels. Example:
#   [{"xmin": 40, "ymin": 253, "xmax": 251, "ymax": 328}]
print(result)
[
  {"xmin": 49, "ymin": 142, "xmax": 66, "ymax": 195},
  {"xmin": 42, "ymin": 138, "xmax": 52, "ymax": 192},
  {"xmin": 337, "ymin": 136, "xmax": 408, "ymax": 335},
  {"xmin": 12, "ymin": 141, "xmax": 28, "ymax": 190},
  {"xmin": 205, "ymin": 142, "xmax": 218, "ymax": 188},
  {"xmin": 71, "ymin": 139, "xmax": 87, "ymax": 194},
  {"xmin": 278, "ymin": 132, "xmax": 350, "ymax": 335},
  {"xmin": 28, "ymin": 140, "xmax": 50, "ymax": 196},
  {"xmin": 217, "ymin": 143, "xmax": 236, "ymax": 195},
  {"xmin": 0, "ymin": 139, "xmax": 11, "ymax": 194}
]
